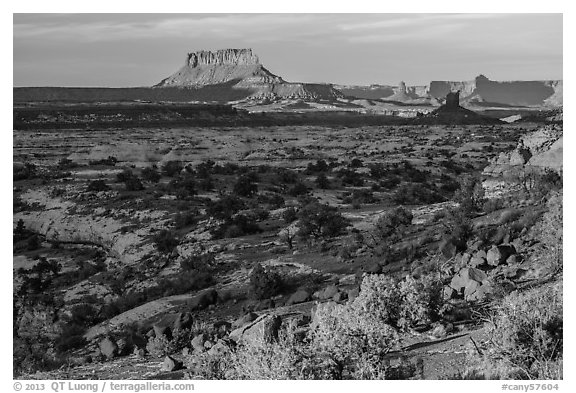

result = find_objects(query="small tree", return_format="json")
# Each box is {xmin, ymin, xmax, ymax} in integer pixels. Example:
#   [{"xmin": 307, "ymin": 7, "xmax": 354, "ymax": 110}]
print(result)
[
  {"xmin": 153, "ymin": 230, "xmax": 179, "ymax": 254},
  {"xmin": 233, "ymin": 174, "xmax": 258, "ymax": 197},
  {"xmin": 141, "ymin": 166, "xmax": 161, "ymax": 183},
  {"xmin": 297, "ymin": 202, "xmax": 350, "ymax": 240},
  {"xmin": 315, "ymin": 174, "xmax": 331, "ymax": 189},
  {"xmin": 249, "ymin": 264, "xmax": 283, "ymax": 300}
]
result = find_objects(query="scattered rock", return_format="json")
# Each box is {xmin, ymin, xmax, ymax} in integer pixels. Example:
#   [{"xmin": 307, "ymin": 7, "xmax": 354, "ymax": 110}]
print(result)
[
  {"xmin": 332, "ymin": 291, "xmax": 348, "ymax": 303},
  {"xmin": 287, "ymin": 289, "xmax": 310, "ymax": 306},
  {"xmin": 232, "ymin": 312, "xmax": 259, "ymax": 329},
  {"xmin": 153, "ymin": 324, "xmax": 172, "ymax": 341},
  {"xmin": 99, "ymin": 337, "xmax": 118, "ymax": 359},
  {"xmin": 173, "ymin": 312, "xmax": 193, "ymax": 332},
  {"xmin": 191, "ymin": 333, "xmax": 207, "ymax": 353},
  {"xmin": 365, "ymin": 262, "xmax": 382, "ymax": 274},
  {"xmin": 208, "ymin": 339, "xmax": 230, "ymax": 356},
  {"xmin": 450, "ymin": 267, "xmax": 488, "ymax": 293},
  {"xmin": 347, "ymin": 288, "xmax": 360, "ymax": 302},
  {"xmin": 465, "ymin": 282, "xmax": 494, "ymax": 302},
  {"xmin": 188, "ymin": 288, "xmax": 218, "ymax": 311},
  {"xmin": 229, "ymin": 314, "xmax": 282, "ymax": 347},
  {"xmin": 443, "ymin": 285, "xmax": 456, "ymax": 300},
  {"xmin": 133, "ymin": 347, "xmax": 146, "ymax": 358},
  {"xmin": 161, "ymin": 355, "xmax": 183, "ymax": 372},
  {"xmin": 486, "ymin": 245, "xmax": 516, "ymax": 266},
  {"xmin": 439, "ymin": 237, "xmax": 459, "ymax": 259},
  {"xmin": 469, "ymin": 256, "xmax": 487, "ymax": 268},
  {"xmin": 315, "ymin": 285, "xmax": 339, "ymax": 300}
]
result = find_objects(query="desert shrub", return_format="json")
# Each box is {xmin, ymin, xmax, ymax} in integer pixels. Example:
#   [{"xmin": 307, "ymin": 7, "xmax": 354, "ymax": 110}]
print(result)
[
  {"xmin": 453, "ymin": 174, "xmax": 485, "ymax": 214},
  {"xmin": 315, "ymin": 173, "xmax": 331, "ymax": 189},
  {"xmin": 375, "ymin": 207, "xmax": 413, "ymax": 240},
  {"xmin": 393, "ymin": 183, "xmax": 444, "ymax": 205},
  {"xmin": 306, "ymin": 159, "xmax": 329, "ymax": 174},
  {"xmin": 297, "ymin": 202, "xmax": 350, "ymax": 240},
  {"xmin": 287, "ymin": 182, "xmax": 308, "ymax": 196},
  {"xmin": 180, "ymin": 253, "xmax": 215, "ymax": 272},
  {"xmin": 282, "ymin": 207, "xmax": 298, "ymax": 223},
  {"xmin": 338, "ymin": 168, "xmax": 364, "ymax": 187},
  {"xmin": 162, "ymin": 161, "xmax": 184, "ymax": 177},
  {"xmin": 124, "ymin": 176, "xmax": 144, "ymax": 191},
  {"xmin": 249, "ymin": 264, "xmax": 283, "ymax": 300},
  {"xmin": 466, "ymin": 282, "xmax": 563, "ymax": 379},
  {"xmin": 483, "ymin": 198, "xmax": 505, "ymax": 213},
  {"xmin": 14, "ymin": 162, "xmax": 37, "ymax": 181},
  {"xmin": 173, "ymin": 210, "xmax": 198, "ymax": 229},
  {"xmin": 27, "ymin": 235, "xmax": 41, "ymax": 251},
  {"xmin": 212, "ymin": 214, "xmax": 261, "ymax": 239},
  {"xmin": 54, "ymin": 323, "xmax": 86, "ymax": 353},
  {"xmin": 89, "ymin": 156, "xmax": 117, "ymax": 166},
  {"xmin": 141, "ymin": 166, "xmax": 161, "ymax": 183},
  {"xmin": 275, "ymin": 168, "xmax": 299, "ymax": 184},
  {"xmin": 233, "ymin": 174, "xmax": 258, "ymax": 197},
  {"xmin": 207, "ymin": 195, "xmax": 246, "ymax": 220},
  {"xmin": 153, "ymin": 229, "xmax": 179, "ymax": 254},
  {"xmin": 86, "ymin": 179, "xmax": 110, "ymax": 192},
  {"xmin": 539, "ymin": 191, "xmax": 563, "ymax": 270},
  {"xmin": 146, "ymin": 335, "xmax": 172, "ymax": 358},
  {"xmin": 169, "ymin": 174, "xmax": 196, "ymax": 199},
  {"xmin": 257, "ymin": 193, "xmax": 285, "ymax": 209}
]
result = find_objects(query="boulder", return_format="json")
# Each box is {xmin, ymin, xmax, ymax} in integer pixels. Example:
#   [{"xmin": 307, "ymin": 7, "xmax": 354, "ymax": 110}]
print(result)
[
  {"xmin": 214, "ymin": 320, "xmax": 232, "ymax": 335},
  {"xmin": 99, "ymin": 337, "xmax": 118, "ymax": 359},
  {"xmin": 465, "ymin": 283, "xmax": 494, "ymax": 302},
  {"xmin": 347, "ymin": 288, "xmax": 360, "ymax": 302},
  {"xmin": 439, "ymin": 238, "xmax": 459, "ymax": 259},
  {"xmin": 443, "ymin": 285, "xmax": 456, "ymax": 301},
  {"xmin": 486, "ymin": 245, "xmax": 516, "ymax": 266},
  {"xmin": 450, "ymin": 267, "xmax": 488, "ymax": 293},
  {"xmin": 287, "ymin": 289, "xmax": 311, "ymax": 306},
  {"xmin": 316, "ymin": 285, "xmax": 339, "ymax": 300},
  {"xmin": 232, "ymin": 312, "xmax": 259, "ymax": 329},
  {"xmin": 173, "ymin": 312, "xmax": 193, "ymax": 332},
  {"xmin": 506, "ymin": 254, "xmax": 522, "ymax": 265},
  {"xmin": 229, "ymin": 314, "xmax": 282, "ymax": 347},
  {"xmin": 153, "ymin": 324, "xmax": 172, "ymax": 340},
  {"xmin": 161, "ymin": 355, "xmax": 183, "ymax": 372},
  {"xmin": 208, "ymin": 339, "xmax": 230, "ymax": 356},
  {"xmin": 332, "ymin": 291, "xmax": 348, "ymax": 303},
  {"xmin": 191, "ymin": 333, "xmax": 208, "ymax": 353},
  {"xmin": 469, "ymin": 256, "xmax": 487, "ymax": 268},
  {"xmin": 188, "ymin": 288, "xmax": 218, "ymax": 311},
  {"xmin": 365, "ymin": 262, "xmax": 382, "ymax": 274}
]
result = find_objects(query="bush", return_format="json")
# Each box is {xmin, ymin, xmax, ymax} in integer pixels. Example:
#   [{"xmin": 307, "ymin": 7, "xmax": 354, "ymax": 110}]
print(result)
[
  {"xmin": 297, "ymin": 202, "xmax": 350, "ymax": 240},
  {"xmin": 141, "ymin": 166, "xmax": 161, "ymax": 183},
  {"xmin": 153, "ymin": 230, "xmax": 179, "ymax": 254},
  {"xmin": 282, "ymin": 207, "xmax": 298, "ymax": 223},
  {"xmin": 207, "ymin": 195, "xmax": 246, "ymax": 220},
  {"xmin": 539, "ymin": 191, "xmax": 563, "ymax": 270},
  {"xmin": 86, "ymin": 179, "xmax": 110, "ymax": 192},
  {"xmin": 315, "ymin": 173, "xmax": 331, "ymax": 189},
  {"xmin": 233, "ymin": 174, "xmax": 258, "ymax": 197},
  {"xmin": 466, "ymin": 282, "xmax": 563, "ymax": 379},
  {"xmin": 249, "ymin": 264, "xmax": 283, "ymax": 300},
  {"xmin": 162, "ymin": 161, "xmax": 184, "ymax": 177}
]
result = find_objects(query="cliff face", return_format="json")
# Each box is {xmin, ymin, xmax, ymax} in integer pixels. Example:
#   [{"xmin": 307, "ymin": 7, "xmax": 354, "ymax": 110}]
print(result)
[
  {"xmin": 156, "ymin": 48, "xmax": 342, "ymax": 101},
  {"xmin": 337, "ymin": 75, "xmax": 562, "ymax": 108},
  {"xmin": 429, "ymin": 75, "xmax": 562, "ymax": 107}
]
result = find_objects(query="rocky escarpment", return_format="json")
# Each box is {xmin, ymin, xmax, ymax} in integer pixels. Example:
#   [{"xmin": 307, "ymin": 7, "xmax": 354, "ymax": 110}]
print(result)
[
  {"xmin": 156, "ymin": 48, "xmax": 343, "ymax": 102},
  {"xmin": 484, "ymin": 125, "xmax": 563, "ymax": 177},
  {"xmin": 337, "ymin": 75, "xmax": 562, "ymax": 108},
  {"xmin": 429, "ymin": 75, "xmax": 562, "ymax": 107}
]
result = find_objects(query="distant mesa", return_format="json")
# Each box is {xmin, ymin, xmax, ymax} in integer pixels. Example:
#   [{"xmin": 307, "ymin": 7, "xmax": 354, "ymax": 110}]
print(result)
[
  {"xmin": 336, "ymin": 74, "xmax": 562, "ymax": 108},
  {"xmin": 155, "ymin": 48, "xmax": 343, "ymax": 102},
  {"xmin": 414, "ymin": 90, "xmax": 503, "ymax": 125}
]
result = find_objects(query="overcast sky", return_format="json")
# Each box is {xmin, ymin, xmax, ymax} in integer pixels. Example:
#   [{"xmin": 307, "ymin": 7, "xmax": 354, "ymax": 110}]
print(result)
[{"xmin": 13, "ymin": 13, "xmax": 563, "ymax": 87}]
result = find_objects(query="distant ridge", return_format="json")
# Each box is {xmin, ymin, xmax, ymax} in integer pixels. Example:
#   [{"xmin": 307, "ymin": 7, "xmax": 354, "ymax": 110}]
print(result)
[{"xmin": 336, "ymin": 75, "xmax": 562, "ymax": 108}]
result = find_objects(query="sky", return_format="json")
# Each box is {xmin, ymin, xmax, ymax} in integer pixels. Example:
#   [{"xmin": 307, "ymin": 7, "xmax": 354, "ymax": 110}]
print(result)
[{"xmin": 13, "ymin": 13, "xmax": 563, "ymax": 87}]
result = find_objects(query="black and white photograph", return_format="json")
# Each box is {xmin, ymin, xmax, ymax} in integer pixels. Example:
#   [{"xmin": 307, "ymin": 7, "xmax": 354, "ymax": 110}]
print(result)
[{"xmin": 10, "ymin": 4, "xmax": 567, "ymax": 387}]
